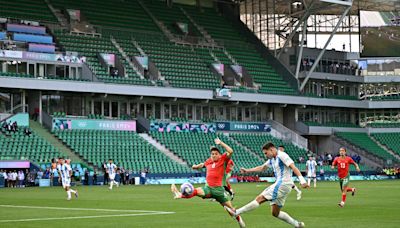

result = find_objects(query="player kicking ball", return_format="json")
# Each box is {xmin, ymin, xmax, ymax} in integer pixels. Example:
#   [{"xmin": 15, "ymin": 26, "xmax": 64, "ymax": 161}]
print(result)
[
  {"xmin": 106, "ymin": 159, "xmax": 119, "ymax": 190},
  {"xmin": 331, "ymin": 147, "xmax": 360, "ymax": 208},
  {"xmin": 171, "ymin": 138, "xmax": 246, "ymax": 228},
  {"xmin": 224, "ymin": 142, "xmax": 308, "ymax": 228},
  {"xmin": 279, "ymin": 145, "xmax": 302, "ymax": 200},
  {"xmin": 57, "ymin": 157, "xmax": 78, "ymax": 201}
]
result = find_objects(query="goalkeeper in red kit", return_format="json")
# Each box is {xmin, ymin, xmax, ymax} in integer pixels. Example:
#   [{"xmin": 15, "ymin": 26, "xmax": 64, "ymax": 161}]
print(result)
[{"xmin": 331, "ymin": 147, "xmax": 360, "ymax": 207}]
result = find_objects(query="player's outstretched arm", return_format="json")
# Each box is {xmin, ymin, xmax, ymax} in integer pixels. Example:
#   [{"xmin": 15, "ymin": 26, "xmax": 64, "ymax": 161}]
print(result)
[
  {"xmin": 240, "ymin": 164, "xmax": 267, "ymax": 174},
  {"xmin": 289, "ymin": 163, "xmax": 308, "ymax": 188},
  {"xmin": 214, "ymin": 138, "xmax": 233, "ymax": 158},
  {"xmin": 354, "ymin": 163, "xmax": 361, "ymax": 172},
  {"xmin": 192, "ymin": 163, "xmax": 205, "ymax": 170}
]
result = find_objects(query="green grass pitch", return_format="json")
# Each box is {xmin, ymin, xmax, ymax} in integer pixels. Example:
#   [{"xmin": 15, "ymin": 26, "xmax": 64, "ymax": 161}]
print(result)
[{"xmin": 0, "ymin": 180, "xmax": 399, "ymax": 227}]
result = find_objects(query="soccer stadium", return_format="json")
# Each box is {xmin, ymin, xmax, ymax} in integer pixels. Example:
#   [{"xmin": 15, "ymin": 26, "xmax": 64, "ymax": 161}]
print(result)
[{"xmin": 0, "ymin": 0, "xmax": 399, "ymax": 227}]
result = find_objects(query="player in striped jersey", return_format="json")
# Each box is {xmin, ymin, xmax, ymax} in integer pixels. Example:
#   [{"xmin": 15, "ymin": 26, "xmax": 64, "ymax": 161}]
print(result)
[
  {"xmin": 57, "ymin": 157, "xmax": 78, "ymax": 201},
  {"xmin": 279, "ymin": 145, "xmax": 302, "ymax": 200},
  {"xmin": 106, "ymin": 159, "xmax": 119, "ymax": 190},
  {"xmin": 306, "ymin": 156, "xmax": 318, "ymax": 188},
  {"xmin": 225, "ymin": 142, "xmax": 308, "ymax": 228}
]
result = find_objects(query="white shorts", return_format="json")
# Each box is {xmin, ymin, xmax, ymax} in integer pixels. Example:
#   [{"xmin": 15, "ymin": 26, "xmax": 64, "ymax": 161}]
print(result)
[
  {"xmin": 109, "ymin": 174, "xmax": 116, "ymax": 180},
  {"xmin": 62, "ymin": 179, "xmax": 71, "ymax": 188},
  {"xmin": 261, "ymin": 182, "xmax": 292, "ymax": 208},
  {"xmin": 307, "ymin": 172, "xmax": 316, "ymax": 178}
]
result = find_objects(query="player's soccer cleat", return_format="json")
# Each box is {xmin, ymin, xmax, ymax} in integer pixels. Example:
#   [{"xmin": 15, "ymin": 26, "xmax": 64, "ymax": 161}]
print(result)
[
  {"xmin": 224, "ymin": 206, "xmax": 238, "ymax": 218},
  {"xmin": 352, "ymin": 188, "xmax": 356, "ymax": 196},
  {"xmin": 170, "ymin": 184, "xmax": 182, "ymax": 199},
  {"xmin": 67, "ymin": 197, "xmax": 71, "ymax": 201},
  {"xmin": 236, "ymin": 215, "xmax": 246, "ymax": 228},
  {"xmin": 296, "ymin": 221, "xmax": 306, "ymax": 228},
  {"xmin": 75, "ymin": 191, "xmax": 79, "ymax": 198},
  {"xmin": 338, "ymin": 201, "xmax": 345, "ymax": 207},
  {"xmin": 297, "ymin": 191, "xmax": 302, "ymax": 200}
]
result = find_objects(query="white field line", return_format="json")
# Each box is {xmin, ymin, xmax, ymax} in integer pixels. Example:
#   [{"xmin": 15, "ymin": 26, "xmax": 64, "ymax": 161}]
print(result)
[
  {"xmin": 0, "ymin": 204, "xmax": 172, "ymax": 213},
  {"xmin": 0, "ymin": 212, "xmax": 175, "ymax": 223},
  {"xmin": 0, "ymin": 204, "xmax": 175, "ymax": 223}
]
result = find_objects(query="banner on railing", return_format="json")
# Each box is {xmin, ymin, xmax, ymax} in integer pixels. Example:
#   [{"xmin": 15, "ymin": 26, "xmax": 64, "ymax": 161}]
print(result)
[
  {"xmin": 216, "ymin": 122, "xmax": 271, "ymax": 132},
  {"xmin": 99, "ymin": 53, "xmax": 115, "ymax": 66},
  {"xmin": 212, "ymin": 63, "xmax": 224, "ymax": 75},
  {"xmin": 135, "ymin": 56, "xmax": 149, "ymax": 70},
  {"xmin": 52, "ymin": 118, "xmax": 136, "ymax": 131},
  {"xmin": 0, "ymin": 50, "xmax": 86, "ymax": 63},
  {"xmin": 150, "ymin": 121, "xmax": 216, "ymax": 133},
  {"xmin": 0, "ymin": 160, "xmax": 30, "ymax": 169},
  {"xmin": 215, "ymin": 88, "xmax": 231, "ymax": 99},
  {"xmin": 1, "ymin": 113, "xmax": 29, "ymax": 127}
]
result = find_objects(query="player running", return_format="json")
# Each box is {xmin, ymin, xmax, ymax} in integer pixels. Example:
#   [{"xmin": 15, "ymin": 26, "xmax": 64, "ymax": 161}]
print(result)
[
  {"xmin": 279, "ymin": 145, "xmax": 302, "ymax": 200},
  {"xmin": 225, "ymin": 142, "xmax": 308, "ymax": 228},
  {"xmin": 171, "ymin": 138, "xmax": 246, "ymax": 228},
  {"xmin": 106, "ymin": 159, "xmax": 119, "ymax": 190},
  {"xmin": 306, "ymin": 156, "xmax": 318, "ymax": 188},
  {"xmin": 331, "ymin": 147, "xmax": 360, "ymax": 208},
  {"xmin": 57, "ymin": 157, "xmax": 78, "ymax": 200}
]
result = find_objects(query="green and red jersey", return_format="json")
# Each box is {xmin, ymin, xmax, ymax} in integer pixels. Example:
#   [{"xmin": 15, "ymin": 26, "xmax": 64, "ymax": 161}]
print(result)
[
  {"xmin": 333, "ymin": 156, "xmax": 356, "ymax": 179},
  {"xmin": 204, "ymin": 153, "xmax": 230, "ymax": 187}
]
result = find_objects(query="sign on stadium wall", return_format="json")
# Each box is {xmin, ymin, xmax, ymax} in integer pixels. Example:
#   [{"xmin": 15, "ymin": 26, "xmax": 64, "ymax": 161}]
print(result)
[
  {"xmin": 52, "ymin": 118, "xmax": 136, "ymax": 131},
  {"xmin": 150, "ymin": 122, "xmax": 216, "ymax": 133},
  {"xmin": 216, "ymin": 122, "xmax": 271, "ymax": 132},
  {"xmin": 0, "ymin": 50, "xmax": 86, "ymax": 63}
]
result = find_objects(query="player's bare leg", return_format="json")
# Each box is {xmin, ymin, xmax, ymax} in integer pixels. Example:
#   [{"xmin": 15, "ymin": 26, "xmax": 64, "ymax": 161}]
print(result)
[
  {"xmin": 170, "ymin": 185, "xmax": 204, "ymax": 199},
  {"xmin": 225, "ymin": 194, "xmax": 265, "ymax": 217},
  {"xmin": 271, "ymin": 204, "xmax": 305, "ymax": 227},
  {"xmin": 222, "ymin": 201, "xmax": 245, "ymax": 228}
]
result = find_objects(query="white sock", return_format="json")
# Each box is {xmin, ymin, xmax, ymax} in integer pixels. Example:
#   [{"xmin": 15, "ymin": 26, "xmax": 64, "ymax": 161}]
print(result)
[
  {"xmin": 236, "ymin": 200, "xmax": 260, "ymax": 215},
  {"xmin": 70, "ymin": 189, "xmax": 76, "ymax": 194},
  {"xmin": 110, "ymin": 181, "xmax": 114, "ymax": 189},
  {"xmin": 307, "ymin": 178, "xmax": 311, "ymax": 186},
  {"xmin": 277, "ymin": 211, "xmax": 299, "ymax": 226},
  {"xmin": 67, "ymin": 190, "xmax": 71, "ymax": 199},
  {"xmin": 114, "ymin": 181, "xmax": 119, "ymax": 185},
  {"xmin": 313, "ymin": 179, "xmax": 317, "ymax": 187},
  {"xmin": 293, "ymin": 185, "xmax": 301, "ymax": 193}
]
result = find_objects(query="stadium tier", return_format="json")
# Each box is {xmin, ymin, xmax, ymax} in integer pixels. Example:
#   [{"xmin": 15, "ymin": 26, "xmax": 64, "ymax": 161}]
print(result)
[
  {"xmin": 335, "ymin": 132, "xmax": 399, "ymax": 162},
  {"xmin": 53, "ymin": 130, "xmax": 193, "ymax": 174},
  {"xmin": 150, "ymin": 131, "xmax": 264, "ymax": 173},
  {"xmin": 371, "ymin": 133, "xmax": 400, "ymax": 156},
  {"xmin": 0, "ymin": 0, "xmax": 57, "ymax": 23},
  {"xmin": 228, "ymin": 133, "xmax": 308, "ymax": 162},
  {"xmin": 50, "ymin": 0, "xmax": 159, "ymax": 32},
  {"xmin": 303, "ymin": 121, "xmax": 360, "ymax": 128},
  {"xmin": 181, "ymin": 5, "xmax": 297, "ymax": 95},
  {"xmin": 0, "ymin": 127, "xmax": 62, "ymax": 163},
  {"xmin": 367, "ymin": 122, "xmax": 400, "ymax": 128}
]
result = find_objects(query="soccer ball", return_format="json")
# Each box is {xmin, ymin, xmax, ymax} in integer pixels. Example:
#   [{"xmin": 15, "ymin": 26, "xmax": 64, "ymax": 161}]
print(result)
[{"xmin": 180, "ymin": 182, "xmax": 194, "ymax": 196}]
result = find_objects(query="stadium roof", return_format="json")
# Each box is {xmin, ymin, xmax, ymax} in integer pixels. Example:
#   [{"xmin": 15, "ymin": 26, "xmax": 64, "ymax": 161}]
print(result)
[{"xmin": 239, "ymin": 0, "xmax": 400, "ymax": 15}]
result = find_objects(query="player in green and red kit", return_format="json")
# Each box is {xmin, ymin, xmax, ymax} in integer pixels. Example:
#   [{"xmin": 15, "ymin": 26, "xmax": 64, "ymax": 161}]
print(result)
[
  {"xmin": 171, "ymin": 138, "xmax": 245, "ymax": 228},
  {"xmin": 224, "ymin": 159, "xmax": 235, "ymax": 200},
  {"xmin": 331, "ymin": 147, "xmax": 360, "ymax": 207}
]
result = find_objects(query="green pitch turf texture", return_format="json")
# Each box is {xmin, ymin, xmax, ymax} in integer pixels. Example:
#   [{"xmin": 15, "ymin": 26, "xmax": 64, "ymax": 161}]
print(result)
[{"xmin": 0, "ymin": 180, "xmax": 399, "ymax": 228}]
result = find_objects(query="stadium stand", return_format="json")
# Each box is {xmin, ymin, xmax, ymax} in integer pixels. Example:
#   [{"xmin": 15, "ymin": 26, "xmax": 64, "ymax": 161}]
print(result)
[
  {"xmin": 50, "ymin": 0, "xmax": 159, "ymax": 32},
  {"xmin": 367, "ymin": 122, "xmax": 400, "ymax": 128},
  {"xmin": 53, "ymin": 129, "xmax": 193, "ymax": 174},
  {"xmin": 181, "ymin": 5, "xmax": 298, "ymax": 95},
  {"xmin": 0, "ymin": 0, "xmax": 57, "ymax": 23},
  {"xmin": 150, "ymin": 131, "xmax": 264, "ymax": 173},
  {"xmin": 335, "ymin": 132, "xmax": 399, "ymax": 162},
  {"xmin": 303, "ymin": 121, "xmax": 360, "ymax": 128},
  {"xmin": 0, "ymin": 127, "xmax": 62, "ymax": 163},
  {"xmin": 371, "ymin": 133, "xmax": 400, "ymax": 156},
  {"xmin": 228, "ymin": 133, "xmax": 308, "ymax": 162}
]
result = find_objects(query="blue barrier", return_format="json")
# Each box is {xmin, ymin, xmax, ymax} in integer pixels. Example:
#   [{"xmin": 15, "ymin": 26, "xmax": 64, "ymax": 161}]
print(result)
[{"xmin": 13, "ymin": 33, "xmax": 53, "ymax": 44}]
